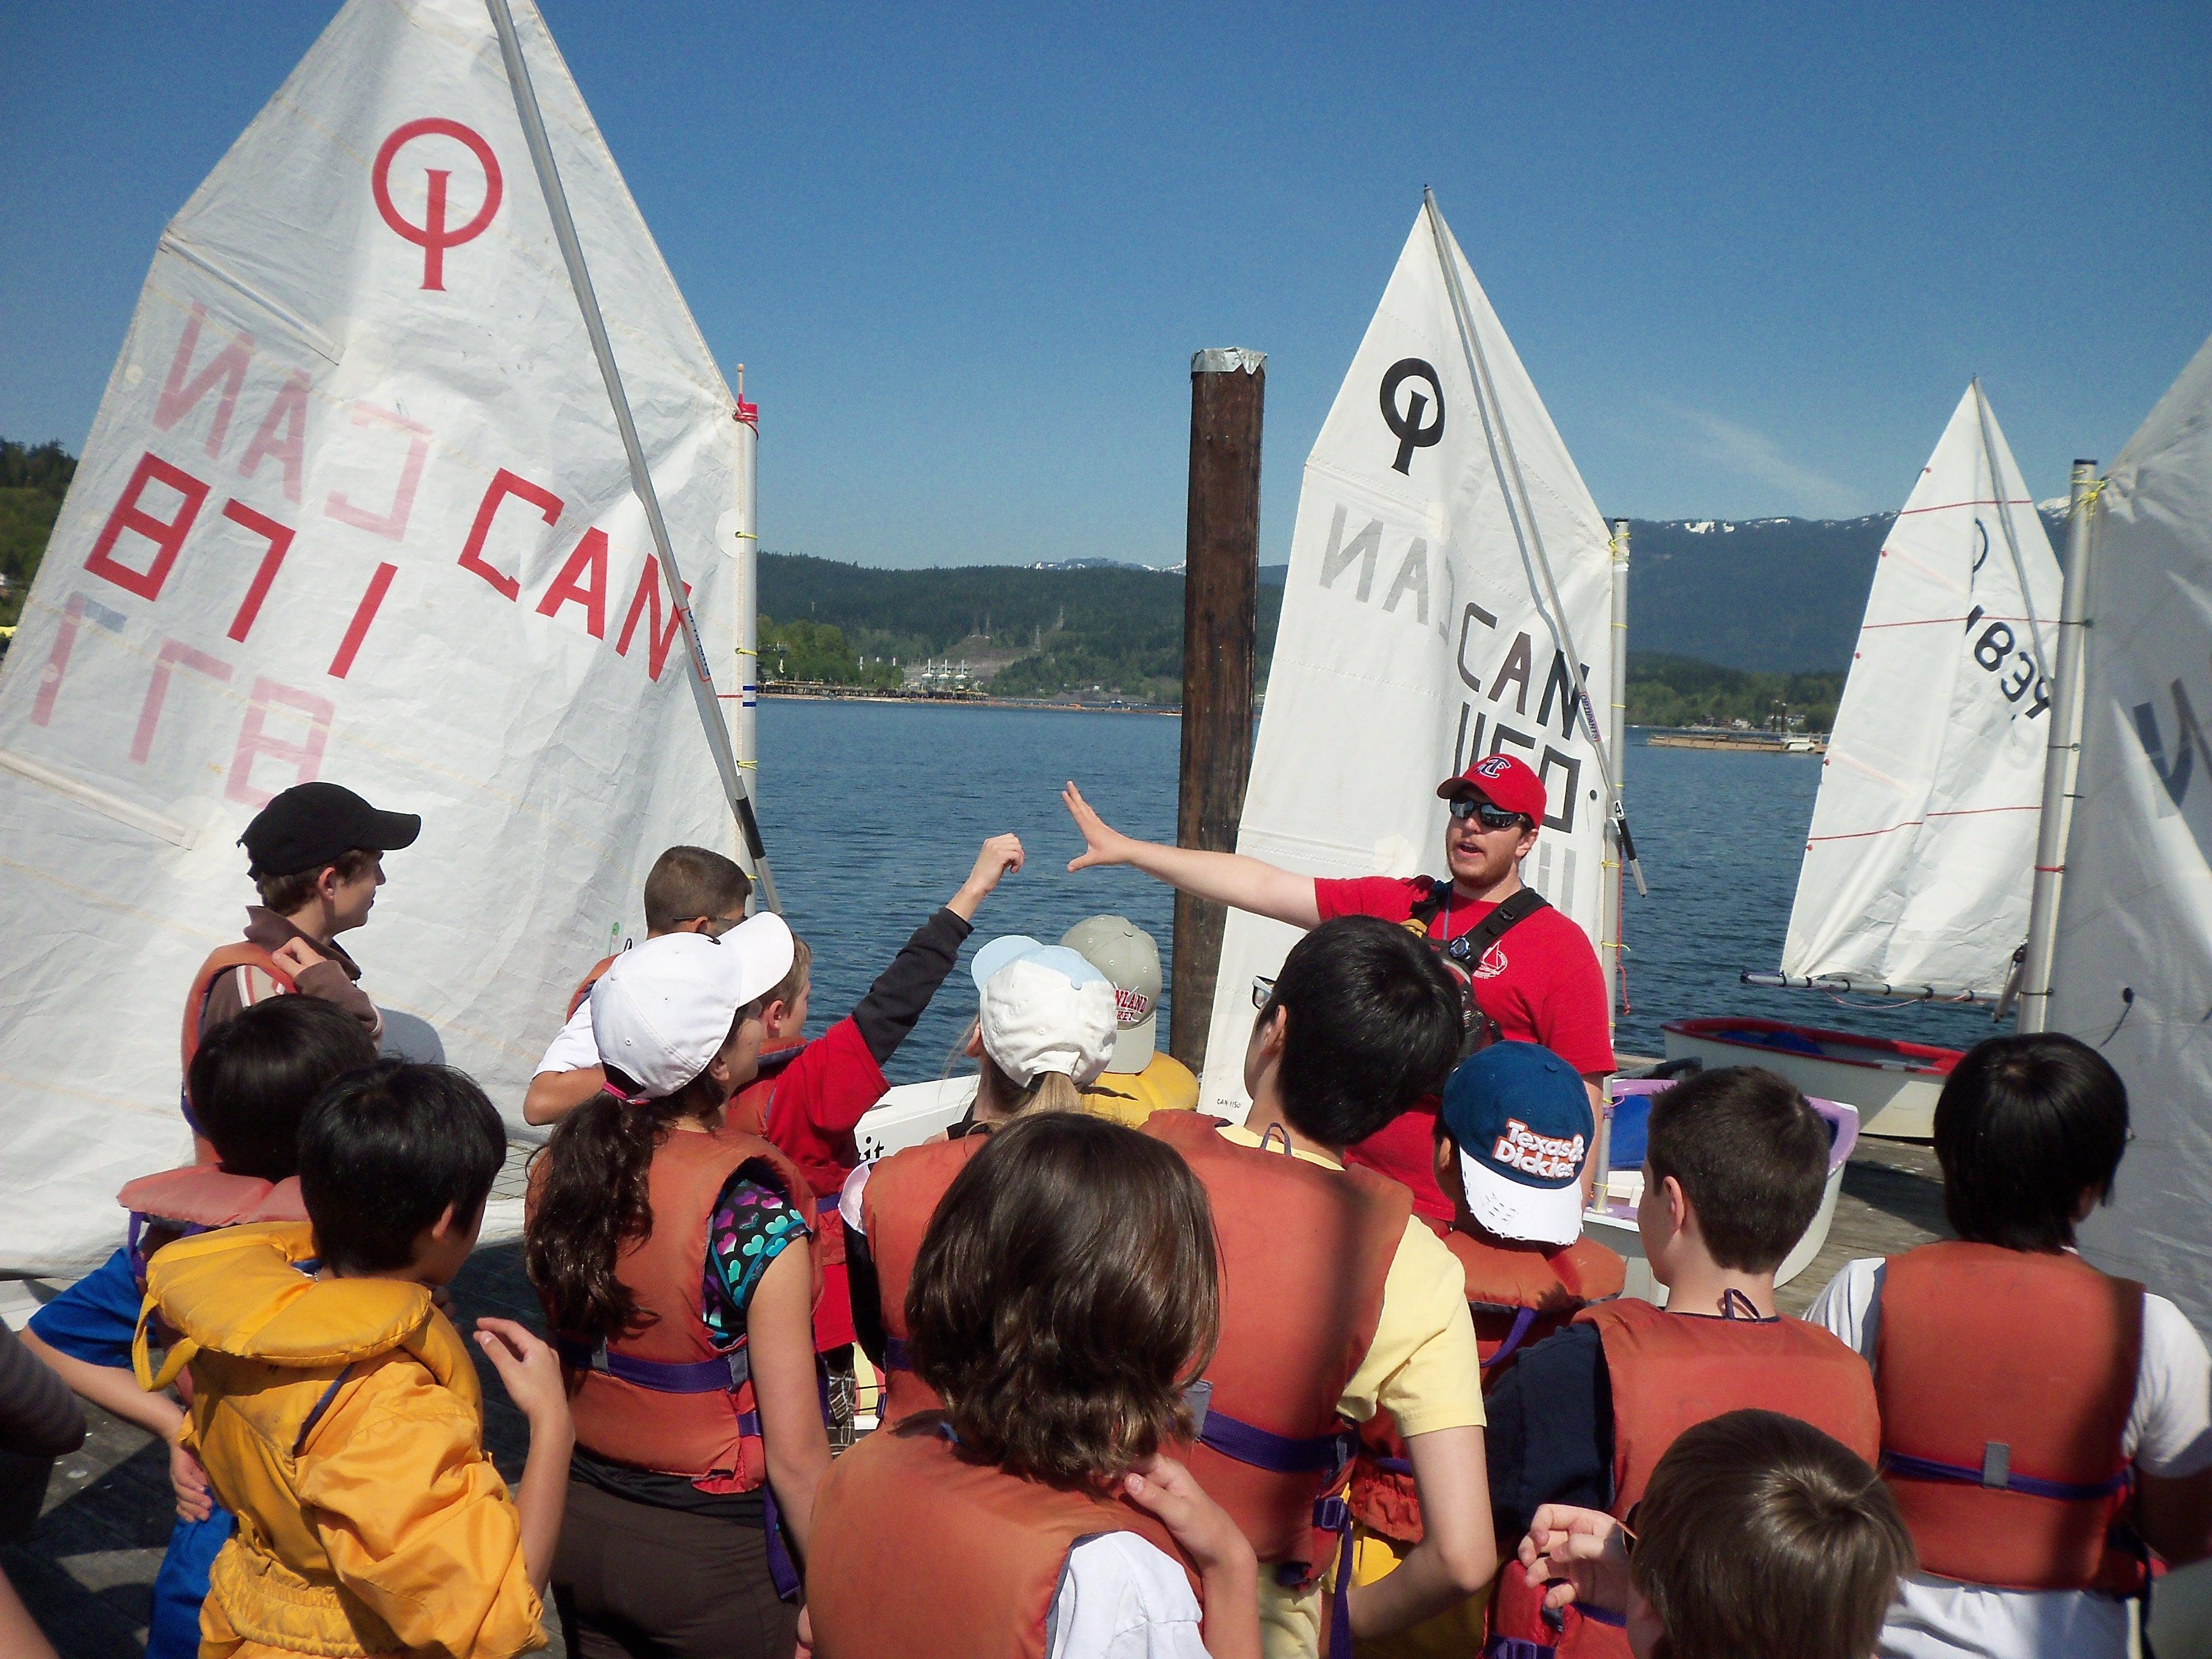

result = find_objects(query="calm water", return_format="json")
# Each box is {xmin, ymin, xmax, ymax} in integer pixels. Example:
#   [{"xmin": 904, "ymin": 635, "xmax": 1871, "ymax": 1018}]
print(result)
[{"xmin": 756, "ymin": 703, "xmax": 2001, "ymax": 1087}]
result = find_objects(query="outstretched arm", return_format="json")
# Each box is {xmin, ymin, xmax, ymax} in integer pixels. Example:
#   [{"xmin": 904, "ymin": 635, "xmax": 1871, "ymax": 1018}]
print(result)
[{"xmin": 1062, "ymin": 782, "xmax": 1320, "ymax": 930}]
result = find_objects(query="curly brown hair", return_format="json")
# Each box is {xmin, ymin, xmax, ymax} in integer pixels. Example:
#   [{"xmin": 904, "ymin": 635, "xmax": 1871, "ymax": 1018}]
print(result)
[{"xmin": 907, "ymin": 1112, "xmax": 1218, "ymax": 1486}]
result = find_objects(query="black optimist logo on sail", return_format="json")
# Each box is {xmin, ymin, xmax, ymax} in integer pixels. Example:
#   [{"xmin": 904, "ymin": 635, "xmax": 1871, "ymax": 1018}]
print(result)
[{"xmin": 1380, "ymin": 359, "xmax": 1444, "ymax": 474}]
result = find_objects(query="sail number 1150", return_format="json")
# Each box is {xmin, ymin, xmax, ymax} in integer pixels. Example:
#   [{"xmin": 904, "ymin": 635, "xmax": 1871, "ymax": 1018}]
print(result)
[{"xmin": 1963, "ymin": 605, "xmax": 2050, "ymax": 719}]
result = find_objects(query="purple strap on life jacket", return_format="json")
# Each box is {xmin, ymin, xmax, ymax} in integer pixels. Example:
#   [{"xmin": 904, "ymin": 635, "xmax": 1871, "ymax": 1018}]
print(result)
[
  {"xmin": 1199, "ymin": 1408, "xmax": 1355, "ymax": 1476},
  {"xmin": 736, "ymin": 1408, "xmax": 803, "ymax": 1602},
  {"xmin": 883, "ymin": 1336, "xmax": 911, "ymax": 1372},
  {"xmin": 1483, "ymin": 1305, "xmax": 1541, "ymax": 1372},
  {"xmin": 1484, "ymin": 1640, "xmax": 1558, "ymax": 1659},
  {"xmin": 555, "ymin": 1335, "xmax": 748, "ymax": 1394},
  {"xmin": 1880, "ymin": 1449, "xmax": 2130, "ymax": 1503}
]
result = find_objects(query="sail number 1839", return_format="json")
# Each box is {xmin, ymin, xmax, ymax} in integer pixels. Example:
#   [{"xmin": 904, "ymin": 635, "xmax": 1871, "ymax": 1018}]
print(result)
[{"xmin": 1962, "ymin": 605, "xmax": 2049, "ymax": 719}]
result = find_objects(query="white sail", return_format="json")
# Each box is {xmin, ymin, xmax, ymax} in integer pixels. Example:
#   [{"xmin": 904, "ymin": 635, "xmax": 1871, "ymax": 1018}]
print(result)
[
  {"xmin": 1777, "ymin": 384, "xmax": 2059, "ymax": 1000},
  {"xmin": 2049, "ymin": 333, "xmax": 2212, "ymax": 1336},
  {"xmin": 0, "ymin": 0, "xmax": 749, "ymax": 1273},
  {"xmin": 1198, "ymin": 203, "xmax": 1617, "ymax": 1116}
]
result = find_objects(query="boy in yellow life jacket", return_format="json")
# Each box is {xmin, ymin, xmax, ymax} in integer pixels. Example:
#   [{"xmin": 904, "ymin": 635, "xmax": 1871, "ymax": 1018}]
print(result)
[{"xmin": 136, "ymin": 1062, "xmax": 572, "ymax": 1659}]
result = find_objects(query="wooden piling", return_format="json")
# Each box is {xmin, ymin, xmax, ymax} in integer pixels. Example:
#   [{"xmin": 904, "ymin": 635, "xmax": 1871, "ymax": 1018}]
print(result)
[{"xmin": 1171, "ymin": 349, "xmax": 1265, "ymax": 1073}]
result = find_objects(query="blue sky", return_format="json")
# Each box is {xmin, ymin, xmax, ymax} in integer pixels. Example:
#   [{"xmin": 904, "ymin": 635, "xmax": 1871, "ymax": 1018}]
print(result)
[{"xmin": 2, "ymin": 2, "xmax": 2207, "ymax": 567}]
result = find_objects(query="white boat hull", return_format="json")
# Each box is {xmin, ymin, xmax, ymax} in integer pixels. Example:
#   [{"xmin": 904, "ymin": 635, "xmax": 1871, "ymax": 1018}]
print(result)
[{"xmin": 1662, "ymin": 1022, "xmax": 1948, "ymax": 1141}]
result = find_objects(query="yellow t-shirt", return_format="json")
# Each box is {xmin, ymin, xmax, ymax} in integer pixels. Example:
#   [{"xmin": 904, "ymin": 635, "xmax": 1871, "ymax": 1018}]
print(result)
[
  {"xmin": 1213, "ymin": 1125, "xmax": 1484, "ymax": 1658},
  {"xmin": 1078, "ymin": 1051, "xmax": 1201, "ymax": 1127}
]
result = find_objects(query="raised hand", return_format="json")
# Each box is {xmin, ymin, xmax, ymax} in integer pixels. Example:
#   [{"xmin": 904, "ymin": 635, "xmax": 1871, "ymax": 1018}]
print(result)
[
  {"xmin": 950, "ymin": 833, "xmax": 1024, "ymax": 920},
  {"xmin": 1063, "ymin": 781, "xmax": 1130, "ymax": 873},
  {"xmin": 475, "ymin": 1318, "xmax": 571, "ymax": 1432},
  {"xmin": 1120, "ymin": 1453, "xmax": 1252, "ymax": 1577}
]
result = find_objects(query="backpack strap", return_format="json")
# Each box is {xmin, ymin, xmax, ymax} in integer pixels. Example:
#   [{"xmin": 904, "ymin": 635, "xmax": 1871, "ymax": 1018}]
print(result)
[{"xmin": 1452, "ymin": 886, "xmax": 1549, "ymax": 957}]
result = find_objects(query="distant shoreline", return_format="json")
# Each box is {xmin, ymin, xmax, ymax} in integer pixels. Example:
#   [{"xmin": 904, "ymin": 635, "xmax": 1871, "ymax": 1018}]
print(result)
[{"xmin": 762, "ymin": 687, "xmax": 1179, "ymax": 716}]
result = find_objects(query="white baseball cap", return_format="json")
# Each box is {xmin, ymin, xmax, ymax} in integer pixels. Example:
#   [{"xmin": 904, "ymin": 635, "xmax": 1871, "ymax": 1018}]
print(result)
[
  {"xmin": 1059, "ymin": 914, "xmax": 1161, "ymax": 1074},
  {"xmin": 591, "ymin": 916, "xmax": 795, "ymax": 1100},
  {"xmin": 971, "ymin": 934, "xmax": 1118, "ymax": 1089}
]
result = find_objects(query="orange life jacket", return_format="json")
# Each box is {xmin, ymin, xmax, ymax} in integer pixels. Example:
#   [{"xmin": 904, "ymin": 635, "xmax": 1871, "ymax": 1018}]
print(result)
[
  {"xmin": 1877, "ymin": 1241, "xmax": 2146, "ymax": 1594},
  {"xmin": 565, "ymin": 953, "xmax": 620, "ymax": 1020},
  {"xmin": 1489, "ymin": 1297, "xmax": 1880, "ymax": 1659},
  {"xmin": 179, "ymin": 943, "xmax": 297, "ymax": 1164},
  {"xmin": 116, "ymin": 1166, "xmax": 309, "ymax": 1282},
  {"xmin": 1349, "ymin": 1225, "xmax": 1625, "ymax": 1544},
  {"xmin": 862, "ymin": 1134, "xmax": 987, "ymax": 1424},
  {"xmin": 809, "ymin": 1416, "xmax": 1201, "ymax": 1659},
  {"xmin": 526, "ymin": 1122, "xmax": 818, "ymax": 1486},
  {"xmin": 1141, "ymin": 1111, "xmax": 1406, "ymax": 1612}
]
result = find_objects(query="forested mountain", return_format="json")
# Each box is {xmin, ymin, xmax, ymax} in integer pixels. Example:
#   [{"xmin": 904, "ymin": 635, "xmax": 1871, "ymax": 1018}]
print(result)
[{"xmin": 0, "ymin": 436, "xmax": 2054, "ymax": 719}]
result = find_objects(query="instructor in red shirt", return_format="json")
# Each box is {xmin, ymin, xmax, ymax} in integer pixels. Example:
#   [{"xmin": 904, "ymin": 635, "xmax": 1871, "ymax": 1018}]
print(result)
[{"xmin": 1061, "ymin": 754, "xmax": 1612, "ymax": 1221}]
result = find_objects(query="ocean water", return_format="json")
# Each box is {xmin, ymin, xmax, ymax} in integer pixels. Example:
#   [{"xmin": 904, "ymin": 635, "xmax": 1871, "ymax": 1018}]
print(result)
[{"xmin": 756, "ymin": 702, "xmax": 2002, "ymax": 1087}]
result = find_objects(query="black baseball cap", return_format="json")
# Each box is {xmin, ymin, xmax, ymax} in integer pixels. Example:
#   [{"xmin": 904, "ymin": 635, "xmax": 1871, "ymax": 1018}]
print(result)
[{"xmin": 240, "ymin": 782, "xmax": 420, "ymax": 877}]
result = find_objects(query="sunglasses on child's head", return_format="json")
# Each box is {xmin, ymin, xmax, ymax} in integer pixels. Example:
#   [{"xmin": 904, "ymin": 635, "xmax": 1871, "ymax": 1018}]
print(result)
[{"xmin": 1449, "ymin": 797, "xmax": 1531, "ymax": 831}]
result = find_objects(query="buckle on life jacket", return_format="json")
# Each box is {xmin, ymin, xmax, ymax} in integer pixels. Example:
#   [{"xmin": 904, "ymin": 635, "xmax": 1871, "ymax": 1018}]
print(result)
[
  {"xmin": 1484, "ymin": 1640, "xmax": 1560, "ymax": 1659},
  {"xmin": 555, "ymin": 1335, "xmax": 750, "ymax": 1395}
]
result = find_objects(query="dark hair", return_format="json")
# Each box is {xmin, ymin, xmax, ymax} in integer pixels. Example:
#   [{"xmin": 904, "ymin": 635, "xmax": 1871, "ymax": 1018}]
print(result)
[
  {"xmin": 908, "ymin": 1113, "xmax": 1218, "ymax": 1485},
  {"xmin": 525, "ymin": 1018, "xmax": 746, "ymax": 1340},
  {"xmin": 1261, "ymin": 916, "xmax": 1463, "ymax": 1147},
  {"xmin": 1933, "ymin": 1033, "xmax": 2128, "ymax": 1252},
  {"xmin": 1644, "ymin": 1067, "xmax": 1828, "ymax": 1272},
  {"xmin": 643, "ymin": 845, "xmax": 752, "ymax": 933},
  {"xmin": 189, "ymin": 998, "xmax": 379, "ymax": 1179},
  {"xmin": 253, "ymin": 846, "xmax": 378, "ymax": 914},
  {"xmin": 297, "ymin": 1062, "xmax": 504, "ymax": 1275},
  {"xmin": 1632, "ymin": 1409, "xmax": 1913, "ymax": 1659}
]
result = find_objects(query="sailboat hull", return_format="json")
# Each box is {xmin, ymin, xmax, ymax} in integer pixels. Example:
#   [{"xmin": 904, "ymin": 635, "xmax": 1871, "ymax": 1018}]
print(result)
[{"xmin": 1660, "ymin": 1017, "xmax": 1954, "ymax": 1140}]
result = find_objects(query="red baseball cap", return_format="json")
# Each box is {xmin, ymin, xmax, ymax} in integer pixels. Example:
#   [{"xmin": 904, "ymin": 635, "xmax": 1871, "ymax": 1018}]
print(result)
[{"xmin": 1437, "ymin": 753, "xmax": 1546, "ymax": 824}]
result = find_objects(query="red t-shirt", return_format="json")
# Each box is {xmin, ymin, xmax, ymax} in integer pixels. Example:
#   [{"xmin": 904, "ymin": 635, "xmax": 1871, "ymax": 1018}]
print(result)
[
  {"xmin": 1314, "ymin": 874, "xmax": 1615, "ymax": 1221},
  {"xmin": 737, "ymin": 1019, "xmax": 887, "ymax": 1354}
]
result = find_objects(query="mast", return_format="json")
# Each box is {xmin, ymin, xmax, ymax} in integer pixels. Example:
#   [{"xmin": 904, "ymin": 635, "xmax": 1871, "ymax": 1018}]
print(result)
[
  {"xmin": 486, "ymin": 0, "xmax": 780, "ymax": 911},
  {"xmin": 1601, "ymin": 518, "xmax": 1631, "ymax": 1022},
  {"xmin": 734, "ymin": 365, "xmax": 761, "ymax": 840},
  {"xmin": 2016, "ymin": 459, "xmax": 2102, "ymax": 1033},
  {"xmin": 1423, "ymin": 189, "xmax": 1645, "ymax": 898}
]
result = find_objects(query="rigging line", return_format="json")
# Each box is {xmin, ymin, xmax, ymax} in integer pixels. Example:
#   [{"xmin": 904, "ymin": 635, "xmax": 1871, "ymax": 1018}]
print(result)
[
  {"xmin": 1971, "ymin": 377, "xmax": 2054, "ymax": 689},
  {"xmin": 485, "ymin": 0, "xmax": 778, "ymax": 913},
  {"xmin": 1422, "ymin": 188, "xmax": 1646, "ymax": 898}
]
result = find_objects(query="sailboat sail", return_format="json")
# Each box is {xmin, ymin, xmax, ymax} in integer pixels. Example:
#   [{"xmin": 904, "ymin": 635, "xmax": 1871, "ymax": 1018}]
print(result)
[
  {"xmin": 2048, "ymin": 333, "xmax": 2212, "ymax": 1336},
  {"xmin": 1197, "ymin": 204, "xmax": 1617, "ymax": 1116},
  {"xmin": 0, "ymin": 0, "xmax": 749, "ymax": 1274},
  {"xmin": 1775, "ymin": 384, "xmax": 2059, "ymax": 1000}
]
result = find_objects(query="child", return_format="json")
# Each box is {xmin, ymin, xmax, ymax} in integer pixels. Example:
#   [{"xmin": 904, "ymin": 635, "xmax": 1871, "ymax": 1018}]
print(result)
[
  {"xmin": 22, "ymin": 996, "xmax": 377, "ymax": 1659},
  {"xmin": 1347, "ymin": 1042, "xmax": 1626, "ymax": 1655},
  {"xmin": 1057, "ymin": 914, "xmax": 1200, "ymax": 1125},
  {"xmin": 1516, "ymin": 1409, "xmax": 1915, "ymax": 1659},
  {"xmin": 1485, "ymin": 1065, "xmax": 1880, "ymax": 1659},
  {"xmin": 184, "ymin": 781, "xmax": 420, "ymax": 1060},
  {"xmin": 808, "ymin": 1111, "xmax": 1261, "ymax": 1659},
  {"xmin": 524, "ymin": 919, "xmax": 830, "ymax": 1659},
  {"xmin": 1808, "ymin": 1033, "xmax": 2212, "ymax": 1659},
  {"xmin": 1136, "ymin": 915, "xmax": 1495, "ymax": 1657},
  {"xmin": 839, "ymin": 933, "xmax": 1118, "ymax": 1426},
  {"xmin": 523, "ymin": 842, "xmax": 754, "ymax": 1123},
  {"xmin": 134, "ymin": 1061, "xmax": 568, "ymax": 1658}
]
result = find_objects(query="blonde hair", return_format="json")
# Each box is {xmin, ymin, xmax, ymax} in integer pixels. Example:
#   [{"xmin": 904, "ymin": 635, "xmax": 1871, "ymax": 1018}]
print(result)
[
  {"xmin": 976, "ymin": 1044, "xmax": 1084, "ymax": 1119},
  {"xmin": 767, "ymin": 935, "xmax": 812, "ymax": 1013}
]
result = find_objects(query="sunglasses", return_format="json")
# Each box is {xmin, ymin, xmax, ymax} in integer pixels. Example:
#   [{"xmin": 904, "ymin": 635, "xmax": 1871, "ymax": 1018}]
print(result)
[
  {"xmin": 1251, "ymin": 974, "xmax": 1276, "ymax": 1010},
  {"xmin": 1449, "ymin": 797, "xmax": 1532, "ymax": 831}
]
